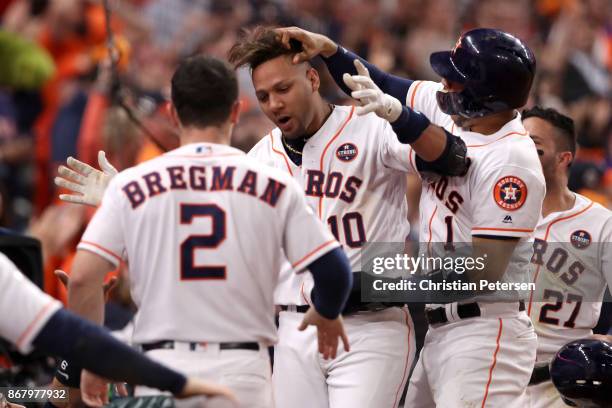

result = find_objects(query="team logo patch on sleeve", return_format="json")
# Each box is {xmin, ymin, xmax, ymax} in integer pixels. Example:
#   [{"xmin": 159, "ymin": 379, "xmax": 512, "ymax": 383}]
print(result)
[
  {"xmin": 493, "ymin": 176, "xmax": 527, "ymax": 210},
  {"xmin": 570, "ymin": 230, "xmax": 591, "ymax": 249},
  {"xmin": 336, "ymin": 143, "xmax": 358, "ymax": 162}
]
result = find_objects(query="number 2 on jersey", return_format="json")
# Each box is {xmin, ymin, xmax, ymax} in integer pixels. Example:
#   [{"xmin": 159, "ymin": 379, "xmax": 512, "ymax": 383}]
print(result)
[{"xmin": 180, "ymin": 203, "xmax": 226, "ymax": 280}]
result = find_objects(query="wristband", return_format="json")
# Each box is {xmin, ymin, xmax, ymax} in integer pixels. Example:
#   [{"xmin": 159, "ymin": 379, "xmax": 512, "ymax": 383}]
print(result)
[{"xmin": 391, "ymin": 107, "xmax": 431, "ymax": 144}]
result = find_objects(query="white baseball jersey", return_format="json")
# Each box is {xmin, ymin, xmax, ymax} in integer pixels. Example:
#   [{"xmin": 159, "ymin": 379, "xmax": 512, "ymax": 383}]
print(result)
[
  {"xmin": 406, "ymin": 80, "xmax": 546, "ymax": 302},
  {"xmin": 0, "ymin": 252, "xmax": 62, "ymax": 353},
  {"xmin": 78, "ymin": 142, "xmax": 339, "ymax": 345},
  {"xmin": 527, "ymin": 193, "xmax": 612, "ymax": 362},
  {"xmin": 249, "ymin": 104, "xmax": 415, "ymax": 305}
]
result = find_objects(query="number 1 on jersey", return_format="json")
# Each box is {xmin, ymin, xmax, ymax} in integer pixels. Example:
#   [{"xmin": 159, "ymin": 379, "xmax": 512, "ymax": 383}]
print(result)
[{"xmin": 180, "ymin": 203, "xmax": 226, "ymax": 280}]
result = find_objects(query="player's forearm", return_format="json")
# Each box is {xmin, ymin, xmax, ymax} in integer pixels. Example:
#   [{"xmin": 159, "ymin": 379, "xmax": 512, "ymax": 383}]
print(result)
[
  {"xmin": 468, "ymin": 237, "xmax": 519, "ymax": 284},
  {"xmin": 32, "ymin": 309, "xmax": 187, "ymax": 395},
  {"xmin": 308, "ymin": 247, "xmax": 353, "ymax": 319},
  {"xmin": 322, "ymin": 45, "xmax": 413, "ymax": 101},
  {"xmin": 67, "ymin": 279, "xmax": 105, "ymax": 324},
  {"xmin": 391, "ymin": 108, "xmax": 470, "ymax": 175}
]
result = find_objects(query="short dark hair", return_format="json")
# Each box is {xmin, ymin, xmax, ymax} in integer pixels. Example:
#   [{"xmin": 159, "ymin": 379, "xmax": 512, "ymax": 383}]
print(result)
[
  {"xmin": 228, "ymin": 26, "xmax": 303, "ymax": 70},
  {"xmin": 170, "ymin": 55, "xmax": 238, "ymax": 128},
  {"xmin": 522, "ymin": 106, "xmax": 576, "ymax": 155}
]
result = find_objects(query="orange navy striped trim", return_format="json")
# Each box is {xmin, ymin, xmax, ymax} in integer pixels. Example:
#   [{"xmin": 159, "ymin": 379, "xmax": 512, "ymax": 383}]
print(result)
[
  {"xmin": 292, "ymin": 240, "xmax": 337, "ymax": 270},
  {"xmin": 467, "ymin": 131, "xmax": 528, "ymax": 148},
  {"xmin": 427, "ymin": 206, "xmax": 438, "ymax": 245},
  {"xmin": 426, "ymin": 206, "xmax": 438, "ymax": 256},
  {"xmin": 318, "ymin": 106, "xmax": 355, "ymax": 218},
  {"xmin": 269, "ymin": 133, "xmax": 294, "ymax": 176},
  {"xmin": 481, "ymin": 318, "xmax": 503, "ymax": 408},
  {"xmin": 408, "ymin": 146, "xmax": 417, "ymax": 174},
  {"xmin": 472, "ymin": 227, "xmax": 533, "ymax": 233},
  {"xmin": 392, "ymin": 308, "xmax": 412, "ymax": 408},
  {"xmin": 410, "ymin": 81, "xmax": 424, "ymax": 109},
  {"xmin": 17, "ymin": 300, "xmax": 57, "ymax": 349},
  {"xmin": 80, "ymin": 240, "xmax": 122, "ymax": 264}
]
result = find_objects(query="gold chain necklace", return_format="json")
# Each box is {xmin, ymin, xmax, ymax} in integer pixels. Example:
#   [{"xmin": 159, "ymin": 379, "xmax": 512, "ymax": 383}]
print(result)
[{"xmin": 282, "ymin": 136, "xmax": 303, "ymax": 156}]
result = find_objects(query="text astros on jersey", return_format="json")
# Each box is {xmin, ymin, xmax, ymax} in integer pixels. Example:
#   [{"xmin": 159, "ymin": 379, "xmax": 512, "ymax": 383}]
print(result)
[
  {"xmin": 405, "ymin": 80, "xmax": 546, "ymax": 303},
  {"xmin": 248, "ymin": 104, "xmax": 417, "ymax": 305},
  {"xmin": 528, "ymin": 193, "xmax": 612, "ymax": 362}
]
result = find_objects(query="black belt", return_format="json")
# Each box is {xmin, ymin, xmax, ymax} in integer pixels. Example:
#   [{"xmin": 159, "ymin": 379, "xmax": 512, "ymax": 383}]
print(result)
[
  {"xmin": 279, "ymin": 305, "xmax": 310, "ymax": 313},
  {"xmin": 140, "ymin": 340, "xmax": 260, "ymax": 352},
  {"xmin": 529, "ymin": 363, "xmax": 551, "ymax": 385},
  {"xmin": 425, "ymin": 301, "xmax": 525, "ymax": 325},
  {"xmin": 279, "ymin": 302, "xmax": 395, "ymax": 315}
]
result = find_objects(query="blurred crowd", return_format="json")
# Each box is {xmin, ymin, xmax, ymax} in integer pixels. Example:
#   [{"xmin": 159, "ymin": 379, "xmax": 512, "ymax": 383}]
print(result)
[{"xmin": 0, "ymin": 0, "xmax": 610, "ymax": 311}]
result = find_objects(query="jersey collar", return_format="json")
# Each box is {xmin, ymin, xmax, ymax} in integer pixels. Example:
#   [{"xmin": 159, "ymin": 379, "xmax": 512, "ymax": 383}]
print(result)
[
  {"xmin": 539, "ymin": 193, "xmax": 593, "ymax": 225},
  {"xmin": 459, "ymin": 111, "xmax": 528, "ymax": 146},
  {"xmin": 271, "ymin": 105, "xmax": 353, "ymax": 150},
  {"xmin": 165, "ymin": 142, "xmax": 246, "ymax": 158}
]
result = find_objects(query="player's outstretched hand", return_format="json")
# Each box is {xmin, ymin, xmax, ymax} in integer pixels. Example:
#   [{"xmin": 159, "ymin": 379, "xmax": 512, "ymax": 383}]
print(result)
[
  {"xmin": 298, "ymin": 307, "xmax": 350, "ymax": 360},
  {"xmin": 80, "ymin": 370, "xmax": 128, "ymax": 407},
  {"xmin": 343, "ymin": 59, "xmax": 403, "ymax": 122},
  {"xmin": 55, "ymin": 151, "xmax": 117, "ymax": 207},
  {"xmin": 178, "ymin": 377, "xmax": 239, "ymax": 406},
  {"xmin": 275, "ymin": 26, "xmax": 338, "ymax": 63}
]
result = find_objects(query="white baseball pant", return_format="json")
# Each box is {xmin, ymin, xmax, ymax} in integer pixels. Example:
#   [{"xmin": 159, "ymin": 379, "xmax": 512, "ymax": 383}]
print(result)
[
  {"xmin": 136, "ymin": 342, "xmax": 273, "ymax": 408},
  {"xmin": 404, "ymin": 303, "xmax": 537, "ymax": 408},
  {"xmin": 273, "ymin": 306, "xmax": 415, "ymax": 408}
]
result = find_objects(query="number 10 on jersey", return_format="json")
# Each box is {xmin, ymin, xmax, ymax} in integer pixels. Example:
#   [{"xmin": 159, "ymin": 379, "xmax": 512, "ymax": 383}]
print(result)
[{"xmin": 327, "ymin": 212, "xmax": 366, "ymax": 248}]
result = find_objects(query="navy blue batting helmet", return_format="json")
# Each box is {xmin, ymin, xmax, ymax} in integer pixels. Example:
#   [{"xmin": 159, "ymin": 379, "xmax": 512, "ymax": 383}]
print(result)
[
  {"xmin": 430, "ymin": 28, "xmax": 536, "ymax": 118},
  {"xmin": 550, "ymin": 338, "xmax": 612, "ymax": 407}
]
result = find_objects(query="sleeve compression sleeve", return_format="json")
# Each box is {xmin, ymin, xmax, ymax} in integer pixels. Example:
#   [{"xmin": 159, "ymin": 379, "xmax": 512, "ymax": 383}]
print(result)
[
  {"xmin": 322, "ymin": 46, "xmax": 413, "ymax": 101},
  {"xmin": 32, "ymin": 309, "xmax": 187, "ymax": 394},
  {"xmin": 306, "ymin": 247, "xmax": 353, "ymax": 319}
]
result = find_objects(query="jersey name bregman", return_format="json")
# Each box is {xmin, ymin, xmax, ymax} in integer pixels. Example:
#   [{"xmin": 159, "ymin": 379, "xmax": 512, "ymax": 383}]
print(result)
[{"xmin": 121, "ymin": 165, "xmax": 287, "ymax": 209}]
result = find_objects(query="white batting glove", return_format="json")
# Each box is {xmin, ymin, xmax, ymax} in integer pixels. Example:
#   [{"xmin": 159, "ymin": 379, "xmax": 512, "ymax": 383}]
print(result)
[
  {"xmin": 54, "ymin": 151, "xmax": 118, "ymax": 207},
  {"xmin": 342, "ymin": 59, "xmax": 403, "ymax": 123}
]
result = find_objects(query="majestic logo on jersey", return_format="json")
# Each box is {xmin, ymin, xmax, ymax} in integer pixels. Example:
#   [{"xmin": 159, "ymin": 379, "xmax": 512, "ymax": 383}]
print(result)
[
  {"xmin": 493, "ymin": 176, "xmax": 527, "ymax": 211},
  {"xmin": 336, "ymin": 143, "xmax": 358, "ymax": 162},
  {"xmin": 570, "ymin": 230, "xmax": 591, "ymax": 249},
  {"xmin": 502, "ymin": 215, "xmax": 513, "ymax": 224}
]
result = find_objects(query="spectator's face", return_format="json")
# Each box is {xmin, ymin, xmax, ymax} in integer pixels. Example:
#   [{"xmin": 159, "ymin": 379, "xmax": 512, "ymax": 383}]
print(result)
[
  {"xmin": 252, "ymin": 55, "xmax": 321, "ymax": 139},
  {"xmin": 524, "ymin": 117, "xmax": 570, "ymax": 183}
]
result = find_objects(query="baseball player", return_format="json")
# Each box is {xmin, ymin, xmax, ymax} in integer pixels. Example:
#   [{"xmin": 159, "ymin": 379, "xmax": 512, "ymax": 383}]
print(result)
[
  {"xmin": 521, "ymin": 106, "xmax": 612, "ymax": 407},
  {"xmin": 227, "ymin": 27, "xmax": 469, "ymax": 408},
  {"xmin": 0, "ymin": 251, "xmax": 237, "ymax": 406},
  {"xmin": 278, "ymin": 26, "xmax": 546, "ymax": 407},
  {"xmin": 60, "ymin": 55, "xmax": 353, "ymax": 407}
]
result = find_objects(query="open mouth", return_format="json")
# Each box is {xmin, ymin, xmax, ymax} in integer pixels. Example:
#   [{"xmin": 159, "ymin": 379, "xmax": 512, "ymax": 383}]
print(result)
[{"xmin": 277, "ymin": 115, "xmax": 291, "ymax": 125}]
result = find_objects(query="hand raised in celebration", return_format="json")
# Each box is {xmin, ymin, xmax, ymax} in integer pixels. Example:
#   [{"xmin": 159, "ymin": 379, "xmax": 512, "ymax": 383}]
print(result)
[
  {"xmin": 343, "ymin": 59, "xmax": 403, "ymax": 122},
  {"xmin": 55, "ymin": 151, "xmax": 118, "ymax": 207},
  {"xmin": 275, "ymin": 27, "xmax": 338, "ymax": 64}
]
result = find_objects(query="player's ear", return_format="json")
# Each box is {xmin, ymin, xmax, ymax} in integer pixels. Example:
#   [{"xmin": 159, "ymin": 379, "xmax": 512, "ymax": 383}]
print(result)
[
  {"xmin": 307, "ymin": 66, "xmax": 320, "ymax": 93},
  {"xmin": 167, "ymin": 102, "xmax": 181, "ymax": 129},
  {"xmin": 229, "ymin": 100, "xmax": 242, "ymax": 125},
  {"xmin": 559, "ymin": 151, "xmax": 573, "ymax": 169}
]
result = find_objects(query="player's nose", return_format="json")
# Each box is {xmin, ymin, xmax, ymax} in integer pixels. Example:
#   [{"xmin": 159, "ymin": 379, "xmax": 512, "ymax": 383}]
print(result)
[{"xmin": 269, "ymin": 93, "xmax": 285, "ymax": 111}]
